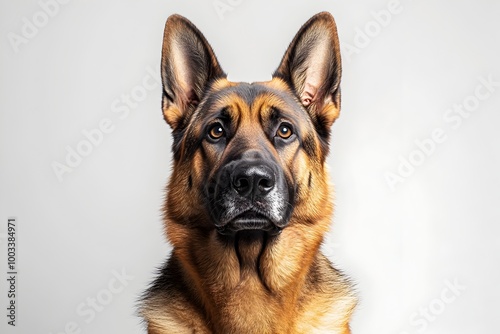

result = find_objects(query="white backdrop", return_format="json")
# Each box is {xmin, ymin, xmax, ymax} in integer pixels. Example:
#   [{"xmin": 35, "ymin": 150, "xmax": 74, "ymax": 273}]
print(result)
[{"xmin": 1, "ymin": 0, "xmax": 499, "ymax": 333}]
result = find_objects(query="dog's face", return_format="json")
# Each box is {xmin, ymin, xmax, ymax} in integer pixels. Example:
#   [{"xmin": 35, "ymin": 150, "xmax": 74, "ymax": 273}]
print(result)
[{"xmin": 161, "ymin": 13, "xmax": 342, "ymax": 237}]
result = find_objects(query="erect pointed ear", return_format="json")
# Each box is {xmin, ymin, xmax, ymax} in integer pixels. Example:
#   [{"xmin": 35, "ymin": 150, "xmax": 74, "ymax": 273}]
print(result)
[
  {"xmin": 273, "ymin": 12, "xmax": 342, "ymax": 137},
  {"xmin": 161, "ymin": 14, "xmax": 226, "ymax": 130}
]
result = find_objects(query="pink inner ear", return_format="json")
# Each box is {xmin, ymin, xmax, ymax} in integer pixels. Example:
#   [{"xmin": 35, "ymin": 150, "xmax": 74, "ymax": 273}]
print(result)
[
  {"xmin": 186, "ymin": 88, "xmax": 199, "ymax": 106},
  {"xmin": 301, "ymin": 82, "xmax": 318, "ymax": 107},
  {"xmin": 299, "ymin": 34, "xmax": 329, "ymax": 108}
]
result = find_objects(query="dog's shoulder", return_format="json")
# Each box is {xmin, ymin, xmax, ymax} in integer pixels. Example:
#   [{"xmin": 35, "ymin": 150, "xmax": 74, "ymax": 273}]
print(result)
[
  {"xmin": 140, "ymin": 257, "xmax": 211, "ymax": 333},
  {"xmin": 295, "ymin": 253, "xmax": 357, "ymax": 333}
]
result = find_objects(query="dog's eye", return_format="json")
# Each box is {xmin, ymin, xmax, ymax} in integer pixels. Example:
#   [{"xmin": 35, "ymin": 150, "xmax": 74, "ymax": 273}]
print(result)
[
  {"xmin": 276, "ymin": 124, "xmax": 293, "ymax": 139},
  {"xmin": 208, "ymin": 123, "xmax": 225, "ymax": 140}
]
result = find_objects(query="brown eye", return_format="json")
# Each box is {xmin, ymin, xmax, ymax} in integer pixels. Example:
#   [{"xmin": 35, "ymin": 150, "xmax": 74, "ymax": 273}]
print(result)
[
  {"xmin": 208, "ymin": 123, "xmax": 225, "ymax": 140},
  {"xmin": 276, "ymin": 124, "xmax": 293, "ymax": 139}
]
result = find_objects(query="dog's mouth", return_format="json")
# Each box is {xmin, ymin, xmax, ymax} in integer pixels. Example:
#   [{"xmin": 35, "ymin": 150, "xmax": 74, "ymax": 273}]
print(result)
[{"xmin": 216, "ymin": 210, "xmax": 281, "ymax": 236}]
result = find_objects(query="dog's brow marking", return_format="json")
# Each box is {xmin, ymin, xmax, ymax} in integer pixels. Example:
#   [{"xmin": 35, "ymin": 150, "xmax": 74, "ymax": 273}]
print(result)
[{"xmin": 215, "ymin": 94, "xmax": 248, "ymax": 125}]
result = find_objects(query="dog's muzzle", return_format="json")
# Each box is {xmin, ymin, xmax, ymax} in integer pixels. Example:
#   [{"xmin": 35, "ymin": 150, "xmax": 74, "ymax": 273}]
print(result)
[{"xmin": 206, "ymin": 152, "xmax": 292, "ymax": 236}]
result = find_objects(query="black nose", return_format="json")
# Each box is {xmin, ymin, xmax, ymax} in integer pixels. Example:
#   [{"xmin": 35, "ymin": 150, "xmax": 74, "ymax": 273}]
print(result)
[{"xmin": 232, "ymin": 163, "xmax": 275, "ymax": 198}]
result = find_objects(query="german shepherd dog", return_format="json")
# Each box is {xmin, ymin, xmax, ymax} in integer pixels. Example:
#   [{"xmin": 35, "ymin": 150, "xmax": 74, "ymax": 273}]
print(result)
[{"xmin": 140, "ymin": 12, "xmax": 356, "ymax": 334}]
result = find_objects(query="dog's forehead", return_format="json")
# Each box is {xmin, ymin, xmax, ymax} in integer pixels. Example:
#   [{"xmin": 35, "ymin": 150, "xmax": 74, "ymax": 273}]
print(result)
[
  {"xmin": 219, "ymin": 81, "xmax": 291, "ymax": 105},
  {"xmin": 201, "ymin": 79, "xmax": 307, "ymax": 121}
]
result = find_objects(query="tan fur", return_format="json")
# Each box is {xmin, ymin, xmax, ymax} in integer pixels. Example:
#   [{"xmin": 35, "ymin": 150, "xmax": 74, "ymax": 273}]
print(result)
[{"xmin": 140, "ymin": 12, "xmax": 356, "ymax": 333}]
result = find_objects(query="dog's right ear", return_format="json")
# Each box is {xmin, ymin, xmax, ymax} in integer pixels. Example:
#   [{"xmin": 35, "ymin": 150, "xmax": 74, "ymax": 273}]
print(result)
[
  {"xmin": 273, "ymin": 12, "xmax": 342, "ymax": 138},
  {"xmin": 161, "ymin": 15, "xmax": 226, "ymax": 130}
]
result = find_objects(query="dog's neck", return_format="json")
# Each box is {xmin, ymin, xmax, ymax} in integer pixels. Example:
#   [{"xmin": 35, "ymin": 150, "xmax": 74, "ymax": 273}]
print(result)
[
  {"xmin": 169, "ymin": 222, "xmax": 328, "ymax": 333},
  {"xmin": 233, "ymin": 231, "xmax": 268, "ymax": 276}
]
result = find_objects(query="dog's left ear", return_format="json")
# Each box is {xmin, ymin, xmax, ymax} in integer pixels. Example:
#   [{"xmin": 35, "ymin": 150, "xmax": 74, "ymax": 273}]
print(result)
[{"xmin": 273, "ymin": 12, "xmax": 342, "ymax": 136}]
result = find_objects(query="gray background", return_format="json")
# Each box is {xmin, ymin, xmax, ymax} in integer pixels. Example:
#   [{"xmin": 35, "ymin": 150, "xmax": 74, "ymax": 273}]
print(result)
[{"xmin": 1, "ymin": 0, "xmax": 499, "ymax": 333}]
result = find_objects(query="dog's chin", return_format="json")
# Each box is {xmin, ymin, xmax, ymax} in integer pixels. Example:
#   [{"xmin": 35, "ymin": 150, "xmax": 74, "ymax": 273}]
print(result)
[{"xmin": 215, "ymin": 211, "xmax": 283, "ymax": 236}]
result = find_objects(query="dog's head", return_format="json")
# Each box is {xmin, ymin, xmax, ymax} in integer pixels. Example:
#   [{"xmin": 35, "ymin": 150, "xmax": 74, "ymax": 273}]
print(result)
[{"xmin": 161, "ymin": 13, "xmax": 341, "ymax": 237}]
